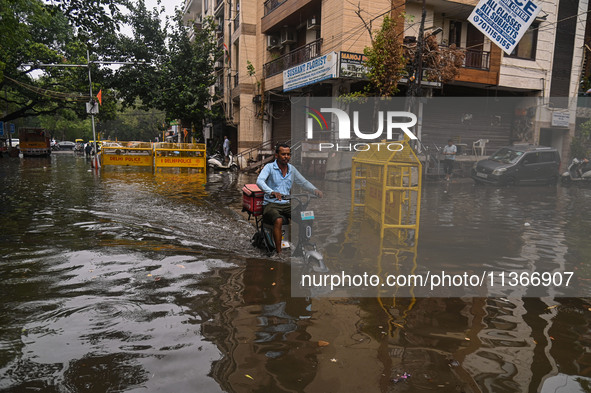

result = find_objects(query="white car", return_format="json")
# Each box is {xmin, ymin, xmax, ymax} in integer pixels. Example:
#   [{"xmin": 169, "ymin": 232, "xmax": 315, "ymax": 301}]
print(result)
[
  {"xmin": 58, "ymin": 141, "xmax": 76, "ymax": 150},
  {"xmin": 8, "ymin": 138, "xmax": 19, "ymax": 148}
]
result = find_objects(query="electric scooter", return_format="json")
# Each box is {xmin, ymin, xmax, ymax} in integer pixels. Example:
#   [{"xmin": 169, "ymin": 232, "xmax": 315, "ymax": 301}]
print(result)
[
  {"xmin": 207, "ymin": 152, "xmax": 238, "ymax": 171},
  {"xmin": 250, "ymin": 194, "xmax": 328, "ymax": 273},
  {"xmin": 561, "ymin": 158, "xmax": 591, "ymax": 185}
]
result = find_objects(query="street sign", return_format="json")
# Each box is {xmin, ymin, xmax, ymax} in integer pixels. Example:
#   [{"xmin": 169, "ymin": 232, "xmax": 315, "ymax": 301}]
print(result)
[
  {"xmin": 468, "ymin": 0, "xmax": 541, "ymax": 55},
  {"xmin": 0, "ymin": 121, "xmax": 4, "ymax": 136},
  {"xmin": 86, "ymin": 101, "xmax": 99, "ymax": 114},
  {"xmin": 10, "ymin": 123, "xmax": 15, "ymax": 134}
]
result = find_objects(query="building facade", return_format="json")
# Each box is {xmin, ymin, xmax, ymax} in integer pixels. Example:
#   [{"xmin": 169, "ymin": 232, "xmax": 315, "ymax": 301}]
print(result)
[{"xmin": 185, "ymin": 0, "xmax": 590, "ymax": 166}]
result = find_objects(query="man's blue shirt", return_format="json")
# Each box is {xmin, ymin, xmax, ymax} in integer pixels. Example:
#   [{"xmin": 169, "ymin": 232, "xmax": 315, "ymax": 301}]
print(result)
[{"xmin": 256, "ymin": 161, "xmax": 317, "ymax": 205}]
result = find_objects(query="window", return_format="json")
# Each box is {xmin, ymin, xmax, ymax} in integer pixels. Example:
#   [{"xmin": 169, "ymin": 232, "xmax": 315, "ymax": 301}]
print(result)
[
  {"xmin": 522, "ymin": 152, "xmax": 539, "ymax": 165},
  {"xmin": 448, "ymin": 21, "xmax": 462, "ymax": 47},
  {"xmin": 506, "ymin": 23, "xmax": 538, "ymax": 60},
  {"xmin": 540, "ymin": 151, "xmax": 556, "ymax": 162}
]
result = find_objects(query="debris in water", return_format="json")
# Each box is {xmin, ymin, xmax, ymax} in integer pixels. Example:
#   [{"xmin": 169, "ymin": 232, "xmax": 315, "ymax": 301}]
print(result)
[
  {"xmin": 391, "ymin": 372, "xmax": 411, "ymax": 383},
  {"xmin": 245, "ymin": 374, "xmax": 254, "ymax": 380},
  {"xmin": 318, "ymin": 340, "xmax": 329, "ymax": 347}
]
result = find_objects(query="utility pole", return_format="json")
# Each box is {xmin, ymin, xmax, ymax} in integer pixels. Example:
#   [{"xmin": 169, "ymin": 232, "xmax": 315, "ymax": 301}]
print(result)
[
  {"xmin": 87, "ymin": 50, "xmax": 100, "ymax": 170},
  {"xmin": 407, "ymin": 0, "xmax": 426, "ymax": 98},
  {"xmin": 24, "ymin": 53, "xmax": 144, "ymax": 169}
]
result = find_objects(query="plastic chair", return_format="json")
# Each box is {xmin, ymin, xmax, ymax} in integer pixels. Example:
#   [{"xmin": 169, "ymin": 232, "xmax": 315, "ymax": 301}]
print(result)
[{"xmin": 472, "ymin": 139, "xmax": 489, "ymax": 156}]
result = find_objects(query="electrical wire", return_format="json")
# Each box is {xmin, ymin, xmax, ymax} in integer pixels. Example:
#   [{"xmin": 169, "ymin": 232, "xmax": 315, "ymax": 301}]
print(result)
[{"xmin": 4, "ymin": 75, "xmax": 89, "ymax": 101}]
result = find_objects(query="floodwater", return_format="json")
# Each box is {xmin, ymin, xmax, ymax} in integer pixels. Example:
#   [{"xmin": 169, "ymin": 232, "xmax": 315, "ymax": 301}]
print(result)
[{"xmin": 1, "ymin": 153, "xmax": 591, "ymax": 393}]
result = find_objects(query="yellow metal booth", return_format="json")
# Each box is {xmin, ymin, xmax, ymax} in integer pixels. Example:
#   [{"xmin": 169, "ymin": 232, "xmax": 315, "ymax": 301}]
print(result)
[{"xmin": 351, "ymin": 137, "xmax": 422, "ymax": 247}]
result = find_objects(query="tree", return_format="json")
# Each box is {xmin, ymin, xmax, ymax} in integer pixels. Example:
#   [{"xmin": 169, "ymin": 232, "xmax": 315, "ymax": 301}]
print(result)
[
  {"xmin": 1, "ymin": 0, "xmax": 221, "ymax": 142},
  {"xmin": 0, "ymin": 0, "xmax": 125, "ymax": 123},
  {"xmin": 363, "ymin": 15, "xmax": 407, "ymax": 97},
  {"xmin": 404, "ymin": 34, "xmax": 465, "ymax": 87},
  {"xmin": 350, "ymin": 12, "xmax": 465, "ymax": 98},
  {"xmin": 152, "ymin": 13, "xmax": 220, "ymax": 139}
]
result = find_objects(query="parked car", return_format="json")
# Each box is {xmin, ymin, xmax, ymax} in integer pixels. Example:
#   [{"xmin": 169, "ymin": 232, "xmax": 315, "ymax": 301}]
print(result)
[
  {"xmin": 8, "ymin": 138, "xmax": 19, "ymax": 148},
  {"xmin": 471, "ymin": 144, "xmax": 561, "ymax": 186},
  {"xmin": 58, "ymin": 141, "xmax": 76, "ymax": 150}
]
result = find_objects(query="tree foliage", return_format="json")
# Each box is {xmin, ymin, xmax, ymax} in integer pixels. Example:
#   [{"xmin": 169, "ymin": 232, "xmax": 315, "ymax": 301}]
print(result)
[
  {"xmin": 0, "ymin": 0, "xmax": 125, "ymax": 123},
  {"xmin": 1, "ymin": 0, "xmax": 220, "ymax": 142},
  {"xmin": 153, "ymin": 14, "xmax": 220, "ymax": 136},
  {"xmin": 363, "ymin": 16, "xmax": 406, "ymax": 97},
  {"xmin": 348, "ymin": 13, "xmax": 466, "ymax": 98}
]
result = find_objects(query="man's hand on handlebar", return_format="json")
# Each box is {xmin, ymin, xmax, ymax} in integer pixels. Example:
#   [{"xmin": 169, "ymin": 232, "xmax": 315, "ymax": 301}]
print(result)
[
  {"xmin": 314, "ymin": 189, "xmax": 323, "ymax": 198},
  {"xmin": 271, "ymin": 191, "xmax": 283, "ymax": 201}
]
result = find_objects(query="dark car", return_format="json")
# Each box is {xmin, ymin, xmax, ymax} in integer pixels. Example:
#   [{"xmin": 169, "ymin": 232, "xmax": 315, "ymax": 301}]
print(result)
[{"xmin": 471, "ymin": 144, "xmax": 561, "ymax": 185}]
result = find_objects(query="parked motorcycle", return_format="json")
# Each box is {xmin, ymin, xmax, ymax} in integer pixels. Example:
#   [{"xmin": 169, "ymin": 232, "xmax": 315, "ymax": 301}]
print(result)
[
  {"xmin": 561, "ymin": 158, "xmax": 591, "ymax": 184},
  {"xmin": 207, "ymin": 152, "xmax": 238, "ymax": 171}
]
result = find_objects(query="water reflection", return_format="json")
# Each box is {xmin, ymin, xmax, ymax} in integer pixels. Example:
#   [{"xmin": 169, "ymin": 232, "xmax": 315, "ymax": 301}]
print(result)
[{"xmin": 1, "ymin": 155, "xmax": 591, "ymax": 392}]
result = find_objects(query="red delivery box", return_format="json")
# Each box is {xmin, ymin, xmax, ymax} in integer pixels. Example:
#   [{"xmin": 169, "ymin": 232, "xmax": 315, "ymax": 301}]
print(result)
[{"xmin": 242, "ymin": 184, "xmax": 264, "ymax": 216}]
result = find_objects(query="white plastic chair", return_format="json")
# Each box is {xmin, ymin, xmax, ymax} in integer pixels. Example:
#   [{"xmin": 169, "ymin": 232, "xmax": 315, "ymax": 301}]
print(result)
[{"xmin": 472, "ymin": 139, "xmax": 489, "ymax": 156}]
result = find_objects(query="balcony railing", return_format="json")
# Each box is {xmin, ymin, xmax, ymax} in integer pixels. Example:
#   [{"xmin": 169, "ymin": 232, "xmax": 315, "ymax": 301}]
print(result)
[
  {"xmin": 463, "ymin": 49, "xmax": 490, "ymax": 70},
  {"xmin": 233, "ymin": 12, "xmax": 240, "ymax": 32},
  {"xmin": 263, "ymin": 0, "xmax": 287, "ymax": 16},
  {"xmin": 215, "ymin": 0, "xmax": 223, "ymax": 12},
  {"xmin": 263, "ymin": 38, "xmax": 323, "ymax": 78}
]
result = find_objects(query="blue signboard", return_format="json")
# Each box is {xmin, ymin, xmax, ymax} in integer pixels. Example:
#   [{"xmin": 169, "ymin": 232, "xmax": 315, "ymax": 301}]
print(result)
[
  {"xmin": 0, "ymin": 121, "xmax": 4, "ymax": 136},
  {"xmin": 10, "ymin": 123, "xmax": 15, "ymax": 134}
]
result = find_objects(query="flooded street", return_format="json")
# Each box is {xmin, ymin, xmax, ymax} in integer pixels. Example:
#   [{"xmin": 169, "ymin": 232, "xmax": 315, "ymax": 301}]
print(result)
[{"xmin": 1, "ymin": 153, "xmax": 591, "ymax": 392}]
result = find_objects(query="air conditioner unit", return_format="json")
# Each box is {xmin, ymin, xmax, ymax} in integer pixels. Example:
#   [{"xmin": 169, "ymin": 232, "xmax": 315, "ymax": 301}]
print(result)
[
  {"xmin": 307, "ymin": 16, "xmax": 319, "ymax": 30},
  {"xmin": 280, "ymin": 28, "xmax": 296, "ymax": 45},
  {"xmin": 267, "ymin": 35, "xmax": 280, "ymax": 49}
]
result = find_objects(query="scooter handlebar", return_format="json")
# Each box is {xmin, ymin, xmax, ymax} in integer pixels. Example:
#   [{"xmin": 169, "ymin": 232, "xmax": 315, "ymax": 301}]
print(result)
[{"xmin": 266, "ymin": 193, "xmax": 317, "ymax": 203}]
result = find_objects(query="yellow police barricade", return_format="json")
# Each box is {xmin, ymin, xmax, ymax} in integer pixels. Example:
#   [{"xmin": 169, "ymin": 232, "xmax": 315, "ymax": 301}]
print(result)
[
  {"xmin": 154, "ymin": 143, "xmax": 206, "ymax": 172},
  {"xmin": 101, "ymin": 141, "xmax": 154, "ymax": 167}
]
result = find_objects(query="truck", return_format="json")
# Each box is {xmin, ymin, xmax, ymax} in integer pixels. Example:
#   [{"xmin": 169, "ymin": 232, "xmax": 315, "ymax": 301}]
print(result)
[{"xmin": 18, "ymin": 128, "xmax": 51, "ymax": 157}]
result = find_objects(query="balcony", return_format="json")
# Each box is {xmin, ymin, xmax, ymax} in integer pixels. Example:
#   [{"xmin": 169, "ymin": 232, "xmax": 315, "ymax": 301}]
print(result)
[
  {"xmin": 261, "ymin": 0, "xmax": 318, "ymax": 33},
  {"xmin": 264, "ymin": 0, "xmax": 287, "ymax": 16},
  {"xmin": 233, "ymin": 12, "xmax": 240, "ymax": 32},
  {"xmin": 263, "ymin": 38, "xmax": 322, "ymax": 78},
  {"xmin": 463, "ymin": 49, "xmax": 490, "ymax": 70},
  {"xmin": 214, "ymin": 0, "xmax": 224, "ymax": 15}
]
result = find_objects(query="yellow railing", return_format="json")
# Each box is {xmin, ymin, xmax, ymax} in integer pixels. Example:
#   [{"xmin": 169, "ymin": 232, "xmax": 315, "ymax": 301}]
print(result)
[
  {"xmin": 154, "ymin": 143, "xmax": 206, "ymax": 171},
  {"xmin": 100, "ymin": 142, "xmax": 207, "ymax": 171},
  {"xmin": 101, "ymin": 142, "xmax": 154, "ymax": 167}
]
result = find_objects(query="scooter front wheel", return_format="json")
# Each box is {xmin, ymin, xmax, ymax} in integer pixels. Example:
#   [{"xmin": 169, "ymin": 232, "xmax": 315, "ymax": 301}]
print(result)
[{"xmin": 251, "ymin": 231, "xmax": 264, "ymax": 248}]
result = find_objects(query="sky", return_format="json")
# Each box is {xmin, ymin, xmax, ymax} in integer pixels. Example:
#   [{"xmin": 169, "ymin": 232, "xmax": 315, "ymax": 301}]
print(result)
[{"xmin": 120, "ymin": 0, "xmax": 182, "ymax": 36}]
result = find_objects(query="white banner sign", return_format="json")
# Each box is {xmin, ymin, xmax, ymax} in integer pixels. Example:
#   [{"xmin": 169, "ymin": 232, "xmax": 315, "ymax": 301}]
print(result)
[
  {"xmin": 468, "ymin": 0, "xmax": 541, "ymax": 55},
  {"xmin": 283, "ymin": 52, "xmax": 338, "ymax": 92},
  {"xmin": 551, "ymin": 111, "xmax": 570, "ymax": 127}
]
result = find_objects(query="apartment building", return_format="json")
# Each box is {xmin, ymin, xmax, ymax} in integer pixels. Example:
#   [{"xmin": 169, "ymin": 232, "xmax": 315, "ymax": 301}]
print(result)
[{"xmin": 185, "ymin": 0, "xmax": 589, "ymax": 165}]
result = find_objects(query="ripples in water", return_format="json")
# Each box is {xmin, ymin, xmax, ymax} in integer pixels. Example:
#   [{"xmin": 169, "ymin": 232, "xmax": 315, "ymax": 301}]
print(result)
[{"xmin": 1, "ymin": 155, "xmax": 591, "ymax": 392}]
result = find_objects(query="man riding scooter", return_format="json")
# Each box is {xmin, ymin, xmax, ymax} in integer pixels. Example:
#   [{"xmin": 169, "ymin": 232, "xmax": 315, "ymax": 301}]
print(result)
[{"xmin": 256, "ymin": 143, "xmax": 323, "ymax": 254}]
